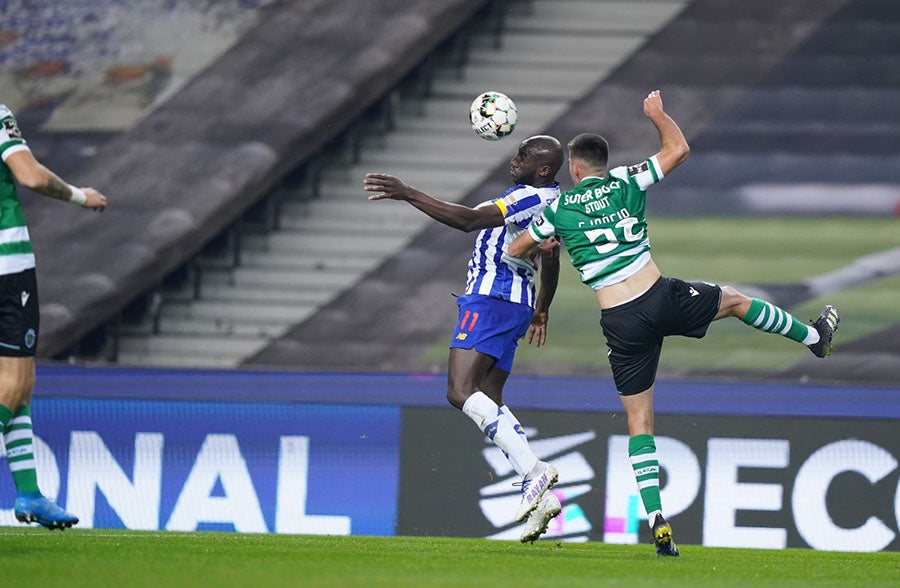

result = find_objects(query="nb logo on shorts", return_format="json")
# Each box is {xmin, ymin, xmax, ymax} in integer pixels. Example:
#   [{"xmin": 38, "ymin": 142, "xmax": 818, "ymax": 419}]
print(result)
[{"xmin": 456, "ymin": 333, "xmax": 468, "ymax": 341}]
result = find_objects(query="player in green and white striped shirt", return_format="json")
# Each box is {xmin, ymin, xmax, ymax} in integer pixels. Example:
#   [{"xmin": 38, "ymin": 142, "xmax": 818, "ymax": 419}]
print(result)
[
  {"xmin": 0, "ymin": 103, "xmax": 107, "ymax": 529},
  {"xmin": 511, "ymin": 90, "xmax": 839, "ymax": 557}
]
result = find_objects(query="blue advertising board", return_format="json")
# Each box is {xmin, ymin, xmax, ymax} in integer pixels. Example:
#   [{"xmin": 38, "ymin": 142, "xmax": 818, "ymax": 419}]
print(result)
[
  {"xmin": 0, "ymin": 363, "xmax": 897, "ymax": 551},
  {"xmin": 0, "ymin": 397, "xmax": 400, "ymax": 535}
]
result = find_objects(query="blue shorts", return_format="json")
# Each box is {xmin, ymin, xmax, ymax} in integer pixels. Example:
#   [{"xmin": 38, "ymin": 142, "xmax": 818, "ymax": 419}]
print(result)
[{"xmin": 449, "ymin": 294, "xmax": 534, "ymax": 373}]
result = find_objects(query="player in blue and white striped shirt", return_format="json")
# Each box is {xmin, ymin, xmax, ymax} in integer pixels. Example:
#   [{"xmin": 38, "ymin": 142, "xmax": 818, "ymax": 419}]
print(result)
[
  {"xmin": 364, "ymin": 136, "xmax": 564, "ymax": 536},
  {"xmin": 463, "ymin": 181, "xmax": 560, "ymax": 307}
]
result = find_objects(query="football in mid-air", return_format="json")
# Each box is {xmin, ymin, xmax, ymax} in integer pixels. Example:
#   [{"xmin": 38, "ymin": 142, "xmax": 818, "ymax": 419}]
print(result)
[{"xmin": 469, "ymin": 91, "xmax": 517, "ymax": 141}]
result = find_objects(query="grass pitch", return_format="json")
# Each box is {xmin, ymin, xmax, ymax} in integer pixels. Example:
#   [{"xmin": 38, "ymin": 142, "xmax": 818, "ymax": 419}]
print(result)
[{"xmin": 2, "ymin": 528, "xmax": 897, "ymax": 588}]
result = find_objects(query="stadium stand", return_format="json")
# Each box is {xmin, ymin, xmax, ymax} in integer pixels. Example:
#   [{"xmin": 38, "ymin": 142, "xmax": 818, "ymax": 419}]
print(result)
[
  {"xmin": 78, "ymin": 0, "xmax": 690, "ymax": 368},
  {"xmin": 248, "ymin": 0, "xmax": 878, "ymax": 373},
  {"xmin": 9, "ymin": 0, "xmax": 492, "ymax": 360},
  {"xmin": 6, "ymin": 0, "xmax": 899, "ymax": 382}
]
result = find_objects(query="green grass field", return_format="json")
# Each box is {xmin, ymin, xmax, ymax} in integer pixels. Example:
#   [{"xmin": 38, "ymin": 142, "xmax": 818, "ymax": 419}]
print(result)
[
  {"xmin": 424, "ymin": 216, "xmax": 900, "ymax": 377},
  {"xmin": 3, "ymin": 528, "xmax": 897, "ymax": 587}
]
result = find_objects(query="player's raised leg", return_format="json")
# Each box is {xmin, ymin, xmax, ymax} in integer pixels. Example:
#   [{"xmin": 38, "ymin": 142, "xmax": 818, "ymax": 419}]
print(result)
[{"xmin": 716, "ymin": 287, "xmax": 839, "ymax": 357}]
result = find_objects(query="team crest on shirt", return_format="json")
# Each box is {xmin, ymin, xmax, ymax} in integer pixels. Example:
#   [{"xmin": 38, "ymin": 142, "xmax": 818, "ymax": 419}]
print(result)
[
  {"xmin": 627, "ymin": 161, "xmax": 649, "ymax": 176},
  {"xmin": 24, "ymin": 329, "xmax": 35, "ymax": 349},
  {"xmin": 3, "ymin": 117, "xmax": 22, "ymax": 139}
]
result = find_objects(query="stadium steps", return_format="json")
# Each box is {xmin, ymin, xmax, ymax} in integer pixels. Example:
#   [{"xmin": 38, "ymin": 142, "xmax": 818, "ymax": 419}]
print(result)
[{"xmin": 114, "ymin": 0, "xmax": 688, "ymax": 368}]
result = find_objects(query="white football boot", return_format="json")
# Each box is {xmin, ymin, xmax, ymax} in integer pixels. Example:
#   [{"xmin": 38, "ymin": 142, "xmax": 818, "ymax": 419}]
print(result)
[
  {"xmin": 514, "ymin": 461, "xmax": 559, "ymax": 522},
  {"xmin": 520, "ymin": 492, "xmax": 562, "ymax": 543}
]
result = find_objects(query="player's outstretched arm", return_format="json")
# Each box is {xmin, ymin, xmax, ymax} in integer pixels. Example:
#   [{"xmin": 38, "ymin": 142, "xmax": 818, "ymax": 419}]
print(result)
[
  {"xmin": 643, "ymin": 90, "xmax": 689, "ymax": 177},
  {"xmin": 6, "ymin": 149, "xmax": 107, "ymax": 211},
  {"xmin": 363, "ymin": 172, "xmax": 502, "ymax": 232}
]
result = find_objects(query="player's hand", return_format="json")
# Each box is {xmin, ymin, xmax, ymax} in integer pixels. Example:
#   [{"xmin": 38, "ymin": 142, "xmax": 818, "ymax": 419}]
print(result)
[
  {"xmin": 525, "ymin": 310, "xmax": 549, "ymax": 347},
  {"xmin": 363, "ymin": 173, "xmax": 415, "ymax": 201},
  {"xmin": 537, "ymin": 236, "xmax": 560, "ymax": 256},
  {"xmin": 643, "ymin": 89, "xmax": 664, "ymax": 118},
  {"xmin": 82, "ymin": 188, "xmax": 107, "ymax": 212}
]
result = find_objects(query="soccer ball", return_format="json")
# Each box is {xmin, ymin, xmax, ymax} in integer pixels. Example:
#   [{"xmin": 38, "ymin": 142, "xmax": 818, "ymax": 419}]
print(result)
[{"xmin": 469, "ymin": 91, "xmax": 517, "ymax": 141}]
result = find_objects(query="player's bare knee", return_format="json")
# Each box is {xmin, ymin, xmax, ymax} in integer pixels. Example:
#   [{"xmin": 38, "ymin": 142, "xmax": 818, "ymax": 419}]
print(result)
[
  {"xmin": 446, "ymin": 387, "xmax": 468, "ymax": 410},
  {"xmin": 720, "ymin": 285, "xmax": 751, "ymax": 317},
  {"xmin": 0, "ymin": 370, "xmax": 30, "ymax": 402},
  {"xmin": 21, "ymin": 368, "xmax": 35, "ymax": 394}
]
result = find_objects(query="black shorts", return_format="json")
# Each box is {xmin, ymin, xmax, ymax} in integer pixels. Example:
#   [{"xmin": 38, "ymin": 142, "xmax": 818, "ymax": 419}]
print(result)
[
  {"xmin": 599, "ymin": 276, "xmax": 721, "ymax": 396},
  {"xmin": 0, "ymin": 268, "xmax": 39, "ymax": 357}
]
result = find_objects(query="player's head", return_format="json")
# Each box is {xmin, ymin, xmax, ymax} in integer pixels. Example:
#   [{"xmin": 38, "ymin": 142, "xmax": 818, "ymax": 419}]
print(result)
[
  {"xmin": 509, "ymin": 135, "xmax": 563, "ymax": 187},
  {"xmin": 567, "ymin": 133, "xmax": 609, "ymax": 183}
]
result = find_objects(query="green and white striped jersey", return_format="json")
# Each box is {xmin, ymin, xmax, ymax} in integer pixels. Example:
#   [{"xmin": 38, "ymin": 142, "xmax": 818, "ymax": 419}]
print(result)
[
  {"xmin": 0, "ymin": 104, "xmax": 36, "ymax": 276},
  {"xmin": 526, "ymin": 155, "xmax": 663, "ymax": 290}
]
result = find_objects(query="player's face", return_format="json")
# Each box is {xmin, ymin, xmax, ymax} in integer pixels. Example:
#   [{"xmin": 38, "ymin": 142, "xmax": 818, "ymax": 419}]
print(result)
[{"xmin": 509, "ymin": 143, "xmax": 544, "ymax": 185}]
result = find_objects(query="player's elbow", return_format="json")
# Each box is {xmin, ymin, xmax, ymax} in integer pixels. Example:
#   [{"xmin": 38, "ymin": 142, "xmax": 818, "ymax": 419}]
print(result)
[
  {"xmin": 667, "ymin": 140, "xmax": 689, "ymax": 166},
  {"xmin": 659, "ymin": 142, "xmax": 690, "ymax": 174},
  {"xmin": 676, "ymin": 141, "xmax": 690, "ymax": 164}
]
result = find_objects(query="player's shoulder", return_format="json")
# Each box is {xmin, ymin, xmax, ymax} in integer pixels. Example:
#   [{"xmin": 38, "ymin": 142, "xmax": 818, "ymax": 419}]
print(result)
[
  {"xmin": 611, "ymin": 160, "xmax": 658, "ymax": 190},
  {"xmin": 498, "ymin": 182, "xmax": 550, "ymax": 203},
  {"xmin": 609, "ymin": 165, "xmax": 632, "ymax": 181},
  {"xmin": 0, "ymin": 104, "xmax": 13, "ymax": 119},
  {"xmin": 540, "ymin": 181, "xmax": 561, "ymax": 198},
  {"xmin": 501, "ymin": 183, "xmax": 526, "ymax": 195},
  {"xmin": 517, "ymin": 181, "xmax": 560, "ymax": 197},
  {"xmin": 501, "ymin": 183, "xmax": 534, "ymax": 198}
]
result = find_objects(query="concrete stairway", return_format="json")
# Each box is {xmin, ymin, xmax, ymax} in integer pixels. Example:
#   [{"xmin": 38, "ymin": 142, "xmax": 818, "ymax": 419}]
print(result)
[{"xmin": 114, "ymin": 0, "xmax": 687, "ymax": 368}]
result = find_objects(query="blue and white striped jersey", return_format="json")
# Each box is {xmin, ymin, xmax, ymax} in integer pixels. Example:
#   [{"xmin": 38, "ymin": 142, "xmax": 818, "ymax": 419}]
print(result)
[{"xmin": 464, "ymin": 182, "xmax": 560, "ymax": 307}]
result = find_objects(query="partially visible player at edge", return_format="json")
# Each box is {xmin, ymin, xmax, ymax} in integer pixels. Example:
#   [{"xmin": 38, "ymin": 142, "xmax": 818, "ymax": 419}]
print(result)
[
  {"xmin": 509, "ymin": 91, "xmax": 839, "ymax": 556},
  {"xmin": 0, "ymin": 103, "xmax": 107, "ymax": 529},
  {"xmin": 363, "ymin": 135, "xmax": 564, "ymax": 542}
]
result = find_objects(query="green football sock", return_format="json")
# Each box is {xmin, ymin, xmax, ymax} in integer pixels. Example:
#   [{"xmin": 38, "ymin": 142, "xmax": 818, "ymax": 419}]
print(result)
[
  {"xmin": 741, "ymin": 298, "xmax": 813, "ymax": 344},
  {"xmin": 628, "ymin": 434, "xmax": 662, "ymax": 517},
  {"xmin": 4, "ymin": 405, "xmax": 40, "ymax": 496},
  {"xmin": 0, "ymin": 404, "xmax": 10, "ymax": 432}
]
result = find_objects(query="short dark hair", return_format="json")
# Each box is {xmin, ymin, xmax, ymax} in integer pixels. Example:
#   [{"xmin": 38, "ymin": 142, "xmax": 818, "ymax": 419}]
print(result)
[{"xmin": 568, "ymin": 133, "xmax": 609, "ymax": 169}]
